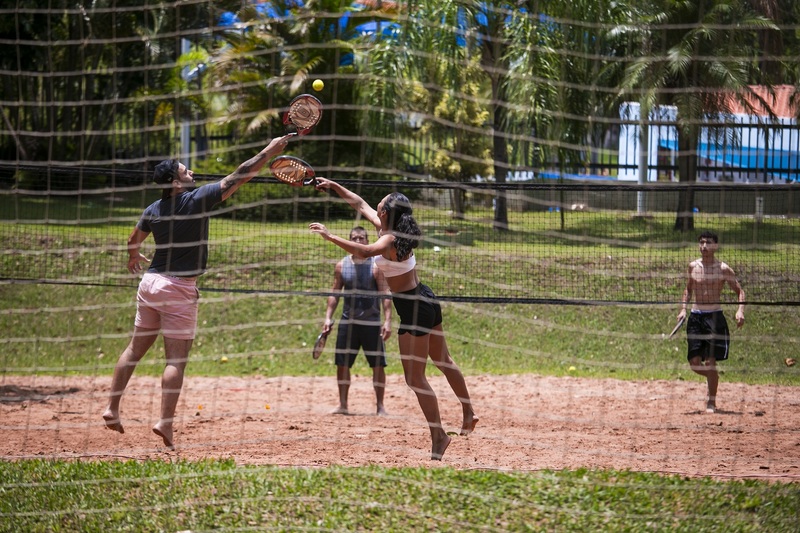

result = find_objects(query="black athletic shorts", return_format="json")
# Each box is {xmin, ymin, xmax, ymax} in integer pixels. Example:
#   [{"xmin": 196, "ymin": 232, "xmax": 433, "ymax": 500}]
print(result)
[
  {"xmin": 687, "ymin": 310, "xmax": 730, "ymax": 362},
  {"xmin": 392, "ymin": 283, "xmax": 443, "ymax": 336},
  {"xmin": 334, "ymin": 320, "xmax": 387, "ymax": 368}
]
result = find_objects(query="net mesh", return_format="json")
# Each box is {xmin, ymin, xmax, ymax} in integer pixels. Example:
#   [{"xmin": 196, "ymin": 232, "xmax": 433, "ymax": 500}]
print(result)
[
  {"xmin": 1, "ymin": 179, "xmax": 798, "ymax": 305},
  {"xmin": 2, "ymin": 1, "xmax": 800, "ymax": 527}
]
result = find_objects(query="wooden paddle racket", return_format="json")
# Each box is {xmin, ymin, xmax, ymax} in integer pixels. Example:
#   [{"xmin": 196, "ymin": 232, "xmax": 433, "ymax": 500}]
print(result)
[
  {"xmin": 283, "ymin": 94, "xmax": 322, "ymax": 136},
  {"xmin": 269, "ymin": 156, "xmax": 318, "ymax": 187},
  {"xmin": 668, "ymin": 316, "xmax": 686, "ymax": 339},
  {"xmin": 312, "ymin": 327, "xmax": 331, "ymax": 360}
]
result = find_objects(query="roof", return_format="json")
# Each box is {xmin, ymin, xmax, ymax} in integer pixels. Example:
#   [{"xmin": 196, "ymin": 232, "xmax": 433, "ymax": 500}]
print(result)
[{"xmin": 728, "ymin": 85, "xmax": 798, "ymax": 119}]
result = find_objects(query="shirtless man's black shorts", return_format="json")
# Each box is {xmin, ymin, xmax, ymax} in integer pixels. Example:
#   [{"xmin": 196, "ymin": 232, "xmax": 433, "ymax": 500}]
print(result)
[{"xmin": 687, "ymin": 310, "xmax": 730, "ymax": 362}]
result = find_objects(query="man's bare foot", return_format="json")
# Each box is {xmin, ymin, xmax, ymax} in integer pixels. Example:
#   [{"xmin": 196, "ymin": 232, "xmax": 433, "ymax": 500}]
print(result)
[
  {"xmin": 330, "ymin": 406, "xmax": 349, "ymax": 415},
  {"xmin": 431, "ymin": 434, "xmax": 452, "ymax": 461},
  {"xmin": 460, "ymin": 415, "xmax": 479, "ymax": 436},
  {"xmin": 102, "ymin": 411, "xmax": 124, "ymax": 434},
  {"xmin": 706, "ymin": 397, "xmax": 717, "ymax": 414},
  {"xmin": 152, "ymin": 423, "xmax": 174, "ymax": 449},
  {"xmin": 377, "ymin": 405, "xmax": 387, "ymax": 416}
]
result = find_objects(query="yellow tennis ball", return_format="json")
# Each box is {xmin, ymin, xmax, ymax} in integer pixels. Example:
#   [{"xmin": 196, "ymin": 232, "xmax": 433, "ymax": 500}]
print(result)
[{"xmin": 312, "ymin": 79, "xmax": 324, "ymax": 91}]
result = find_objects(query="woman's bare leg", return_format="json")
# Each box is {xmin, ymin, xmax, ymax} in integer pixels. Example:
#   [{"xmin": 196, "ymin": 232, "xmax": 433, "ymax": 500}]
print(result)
[
  {"xmin": 428, "ymin": 325, "xmax": 478, "ymax": 435},
  {"xmin": 398, "ymin": 332, "xmax": 451, "ymax": 460}
]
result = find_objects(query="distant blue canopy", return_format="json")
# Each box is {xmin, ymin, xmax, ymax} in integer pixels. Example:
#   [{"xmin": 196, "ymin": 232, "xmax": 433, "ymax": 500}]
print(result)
[
  {"xmin": 660, "ymin": 139, "xmax": 799, "ymax": 181},
  {"xmin": 353, "ymin": 20, "xmax": 400, "ymax": 38},
  {"xmin": 218, "ymin": 0, "xmax": 305, "ymax": 27}
]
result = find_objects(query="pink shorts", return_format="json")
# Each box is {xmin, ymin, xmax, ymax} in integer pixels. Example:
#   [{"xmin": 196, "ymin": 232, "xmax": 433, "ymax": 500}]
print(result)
[{"xmin": 134, "ymin": 273, "xmax": 200, "ymax": 340}]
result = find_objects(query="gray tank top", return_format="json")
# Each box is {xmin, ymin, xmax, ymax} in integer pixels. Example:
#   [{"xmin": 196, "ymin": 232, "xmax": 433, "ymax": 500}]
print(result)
[{"xmin": 340, "ymin": 256, "xmax": 381, "ymax": 322}]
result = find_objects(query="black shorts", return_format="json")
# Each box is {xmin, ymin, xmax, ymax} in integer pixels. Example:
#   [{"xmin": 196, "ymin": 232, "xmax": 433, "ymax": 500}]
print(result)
[
  {"xmin": 392, "ymin": 283, "xmax": 443, "ymax": 337},
  {"xmin": 687, "ymin": 310, "xmax": 730, "ymax": 362},
  {"xmin": 334, "ymin": 320, "xmax": 387, "ymax": 368}
]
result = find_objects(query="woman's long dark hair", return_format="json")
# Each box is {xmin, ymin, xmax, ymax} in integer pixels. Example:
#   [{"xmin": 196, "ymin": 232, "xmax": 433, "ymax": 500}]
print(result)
[{"xmin": 382, "ymin": 192, "xmax": 421, "ymax": 261}]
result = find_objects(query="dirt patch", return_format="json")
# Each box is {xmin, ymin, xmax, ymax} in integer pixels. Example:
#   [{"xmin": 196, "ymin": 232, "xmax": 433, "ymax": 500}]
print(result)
[
  {"xmin": 1, "ymin": 384, "xmax": 81, "ymax": 403},
  {"xmin": 2, "ymin": 374, "xmax": 798, "ymax": 481}
]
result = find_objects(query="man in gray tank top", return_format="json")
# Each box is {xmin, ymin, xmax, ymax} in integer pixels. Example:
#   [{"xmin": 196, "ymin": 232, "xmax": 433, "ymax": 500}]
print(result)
[{"xmin": 320, "ymin": 227, "xmax": 392, "ymax": 415}]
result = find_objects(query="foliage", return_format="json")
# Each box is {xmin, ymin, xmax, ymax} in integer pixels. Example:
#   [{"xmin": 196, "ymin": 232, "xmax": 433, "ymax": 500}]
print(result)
[
  {"xmin": 217, "ymin": 180, "xmax": 350, "ymax": 221},
  {"xmin": 2, "ymin": 1, "xmax": 799, "ymax": 212},
  {"xmin": 611, "ymin": 0, "xmax": 780, "ymax": 230},
  {"xmin": 416, "ymin": 80, "xmax": 492, "ymax": 216}
]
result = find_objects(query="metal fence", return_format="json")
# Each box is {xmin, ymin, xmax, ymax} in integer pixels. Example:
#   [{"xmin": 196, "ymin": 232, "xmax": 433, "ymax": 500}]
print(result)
[{"xmin": 1, "ymin": 181, "xmax": 798, "ymax": 306}]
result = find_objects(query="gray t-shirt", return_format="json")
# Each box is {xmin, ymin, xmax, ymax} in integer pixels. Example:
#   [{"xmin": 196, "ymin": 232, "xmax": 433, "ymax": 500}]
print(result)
[{"xmin": 137, "ymin": 183, "xmax": 223, "ymax": 276}]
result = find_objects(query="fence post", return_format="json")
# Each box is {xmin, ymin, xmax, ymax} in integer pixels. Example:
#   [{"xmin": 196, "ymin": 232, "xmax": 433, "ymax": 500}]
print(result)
[{"xmin": 753, "ymin": 191, "xmax": 763, "ymax": 245}]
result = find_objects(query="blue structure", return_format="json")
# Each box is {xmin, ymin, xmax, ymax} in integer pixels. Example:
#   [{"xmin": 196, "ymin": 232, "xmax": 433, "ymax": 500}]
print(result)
[{"xmin": 619, "ymin": 93, "xmax": 800, "ymax": 184}]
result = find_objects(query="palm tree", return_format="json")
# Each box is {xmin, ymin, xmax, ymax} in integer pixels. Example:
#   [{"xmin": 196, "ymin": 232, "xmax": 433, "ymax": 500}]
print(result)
[
  {"xmin": 613, "ymin": 0, "xmax": 777, "ymax": 231},
  {"xmin": 352, "ymin": 0, "xmax": 517, "ymax": 228},
  {"xmin": 209, "ymin": 0, "xmax": 392, "ymax": 173},
  {"xmin": 508, "ymin": 0, "xmax": 630, "ymax": 229},
  {"xmin": 0, "ymin": 2, "xmax": 183, "ymax": 176}
]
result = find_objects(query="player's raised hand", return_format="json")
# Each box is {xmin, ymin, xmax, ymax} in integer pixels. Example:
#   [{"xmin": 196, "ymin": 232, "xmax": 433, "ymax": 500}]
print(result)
[
  {"xmin": 309, "ymin": 222, "xmax": 331, "ymax": 240},
  {"xmin": 312, "ymin": 177, "xmax": 335, "ymax": 191}
]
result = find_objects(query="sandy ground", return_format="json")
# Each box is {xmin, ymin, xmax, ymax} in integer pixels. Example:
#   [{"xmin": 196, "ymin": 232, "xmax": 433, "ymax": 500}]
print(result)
[{"xmin": 2, "ymin": 373, "xmax": 799, "ymax": 481}]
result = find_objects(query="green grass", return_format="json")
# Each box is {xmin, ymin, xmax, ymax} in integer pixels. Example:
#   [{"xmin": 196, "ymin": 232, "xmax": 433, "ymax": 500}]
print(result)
[
  {"xmin": 2, "ymin": 198, "xmax": 799, "ymax": 303},
  {"xmin": 1, "ymin": 283, "xmax": 798, "ymax": 385},
  {"xmin": 1, "ymin": 459, "xmax": 798, "ymax": 532}
]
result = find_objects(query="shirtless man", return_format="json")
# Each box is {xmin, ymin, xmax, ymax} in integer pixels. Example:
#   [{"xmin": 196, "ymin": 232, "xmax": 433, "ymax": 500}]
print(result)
[{"xmin": 676, "ymin": 231, "xmax": 745, "ymax": 413}]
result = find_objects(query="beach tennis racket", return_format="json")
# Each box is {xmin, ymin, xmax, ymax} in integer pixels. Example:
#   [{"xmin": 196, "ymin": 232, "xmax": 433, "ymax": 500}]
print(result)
[
  {"xmin": 283, "ymin": 94, "xmax": 322, "ymax": 136},
  {"xmin": 312, "ymin": 331, "xmax": 330, "ymax": 360},
  {"xmin": 269, "ymin": 156, "xmax": 318, "ymax": 187},
  {"xmin": 668, "ymin": 316, "xmax": 686, "ymax": 339}
]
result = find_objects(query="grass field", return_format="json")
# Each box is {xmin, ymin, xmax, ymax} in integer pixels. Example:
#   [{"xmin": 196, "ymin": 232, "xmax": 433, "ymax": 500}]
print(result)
[
  {"xmin": 2, "ymin": 460, "xmax": 799, "ymax": 532},
  {"xmin": 1, "ymin": 284, "xmax": 799, "ymax": 386}
]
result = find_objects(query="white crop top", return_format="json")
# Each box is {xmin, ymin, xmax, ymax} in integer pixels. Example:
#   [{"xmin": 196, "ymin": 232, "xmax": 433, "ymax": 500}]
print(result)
[{"xmin": 374, "ymin": 253, "xmax": 416, "ymax": 278}]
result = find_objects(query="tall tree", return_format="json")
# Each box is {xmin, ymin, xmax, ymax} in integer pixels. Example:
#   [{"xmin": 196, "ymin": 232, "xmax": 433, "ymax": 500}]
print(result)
[
  {"xmin": 614, "ymin": 0, "xmax": 777, "ymax": 231},
  {"xmin": 209, "ymin": 0, "xmax": 387, "ymax": 171},
  {"xmin": 508, "ymin": 0, "xmax": 630, "ymax": 228},
  {"xmin": 351, "ymin": 0, "xmax": 516, "ymax": 228}
]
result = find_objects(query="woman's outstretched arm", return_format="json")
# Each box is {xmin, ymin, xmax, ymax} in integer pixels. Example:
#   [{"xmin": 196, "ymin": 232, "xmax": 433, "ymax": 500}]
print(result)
[
  {"xmin": 310, "ymin": 223, "xmax": 393, "ymax": 257},
  {"xmin": 312, "ymin": 178, "xmax": 380, "ymax": 228}
]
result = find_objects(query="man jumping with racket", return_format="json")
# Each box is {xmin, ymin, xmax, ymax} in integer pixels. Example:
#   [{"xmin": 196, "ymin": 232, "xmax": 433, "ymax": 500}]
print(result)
[
  {"xmin": 321, "ymin": 227, "xmax": 393, "ymax": 416},
  {"xmin": 102, "ymin": 134, "xmax": 291, "ymax": 449},
  {"xmin": 676, "ymin": 230, "xmax": 745, "ymax": 414}
]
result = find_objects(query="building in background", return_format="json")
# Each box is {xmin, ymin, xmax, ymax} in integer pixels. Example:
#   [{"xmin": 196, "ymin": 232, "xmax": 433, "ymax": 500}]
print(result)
[{"xmin": 618, "ymin": 86, "xmax": 799, "ymax": 183}]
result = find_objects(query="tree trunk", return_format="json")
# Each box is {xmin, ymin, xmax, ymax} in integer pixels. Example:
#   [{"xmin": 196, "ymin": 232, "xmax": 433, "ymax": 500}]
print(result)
[
  {"xmin": 491, "ymin": 82, "xmax": 509, "ymax": 231},
  {"xmin": 450, "ymin": 186, "xmax": 465, "ymax": 220},
  {"xmin": 674, "ymin": 131, "xmax": 698, "ymax": 232}
]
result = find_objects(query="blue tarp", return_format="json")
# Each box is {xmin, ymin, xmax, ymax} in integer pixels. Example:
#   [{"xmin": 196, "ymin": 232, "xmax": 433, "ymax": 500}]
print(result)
[
  {"xmin": 659, "ymin": 139, "xmax": 799, "ymax": 181},
  {"xmin": 218, "ymin": 0, "xmax": 305, "ymax": 27}
]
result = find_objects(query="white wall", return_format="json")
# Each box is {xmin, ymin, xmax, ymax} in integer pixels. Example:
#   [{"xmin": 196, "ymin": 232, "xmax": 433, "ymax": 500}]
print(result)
[{"xmin": 618, "ymin": 102, "xmax": 798, "ymax": 183}]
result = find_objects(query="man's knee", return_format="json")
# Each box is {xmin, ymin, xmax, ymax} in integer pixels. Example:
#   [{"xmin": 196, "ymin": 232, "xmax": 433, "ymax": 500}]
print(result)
[{"xmin": 688, "ymin": 356, "xmax": 704, "ymax": 372}]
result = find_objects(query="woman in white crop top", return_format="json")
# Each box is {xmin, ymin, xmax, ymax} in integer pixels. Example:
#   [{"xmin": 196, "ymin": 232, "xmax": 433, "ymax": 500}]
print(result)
[{"xmin": 310, "ymin": 178, "xmax": 478, "ymax": 460}]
